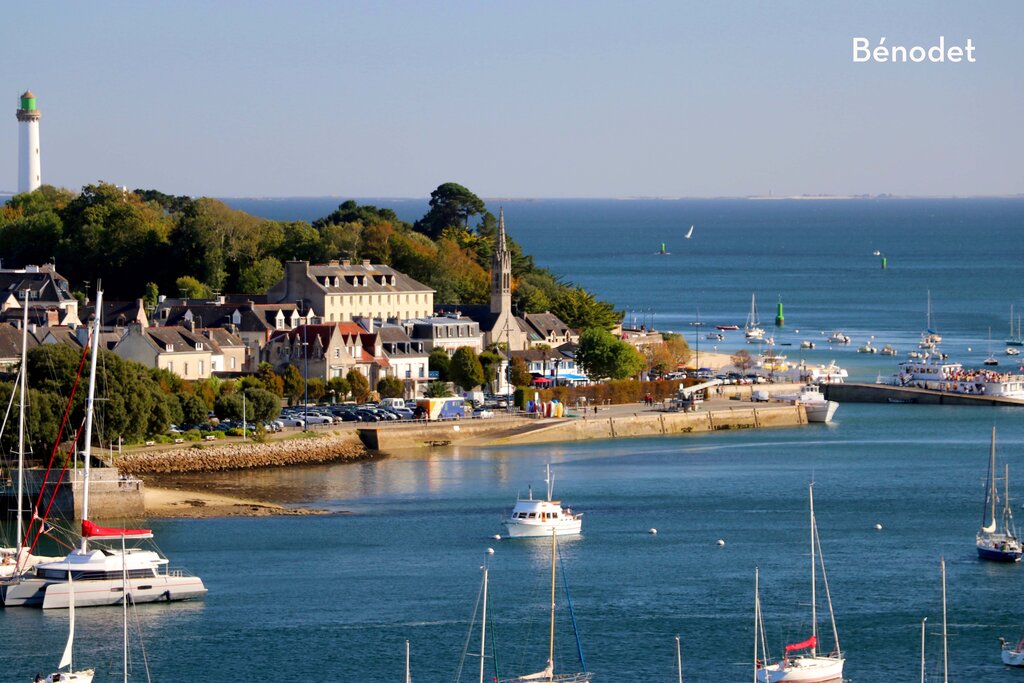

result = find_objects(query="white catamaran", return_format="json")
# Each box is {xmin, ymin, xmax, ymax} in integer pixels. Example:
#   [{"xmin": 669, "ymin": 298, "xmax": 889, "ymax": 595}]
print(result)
[{"xmin": 754, "ymin": 484, "xmax": 844, "ymax": 683}]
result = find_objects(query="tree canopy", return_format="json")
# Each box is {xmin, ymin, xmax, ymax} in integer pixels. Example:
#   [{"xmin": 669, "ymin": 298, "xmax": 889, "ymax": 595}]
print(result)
[{"xmin": 575, "ymin": 328, "xmax": 646, "ymax": 381}]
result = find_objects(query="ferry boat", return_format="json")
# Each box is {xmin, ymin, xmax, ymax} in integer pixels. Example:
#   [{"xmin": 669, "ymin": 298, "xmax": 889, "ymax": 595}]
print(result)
[
  {"xmin": 882, "ymin": 354, "xmax": 1024, "ymax": 398},
  {"xmin": 503, "ymin": 465, "xmax": 583, "ymax": 538}
]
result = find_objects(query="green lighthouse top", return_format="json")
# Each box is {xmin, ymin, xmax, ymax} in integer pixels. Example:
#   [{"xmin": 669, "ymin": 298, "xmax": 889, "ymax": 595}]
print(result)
[{"xmin": 20, "ymin": 91, "xmax": 37, "ymax": 111}]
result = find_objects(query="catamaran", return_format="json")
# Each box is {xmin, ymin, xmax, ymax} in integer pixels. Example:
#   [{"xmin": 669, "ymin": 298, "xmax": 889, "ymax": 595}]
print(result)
[
  {"xmin": 745, "ymin": 293, "xmax": 766, "ymax": 341},
  {"xmin": 754, "ymin": 484, "xmax": 844, "ymax": 682},
  {"xmin": 976, "ymin": 427, "xmax": 1022, "ymax": 562},
  {"xmin": 503, "ymin": 465, "xmax": 583, "ymax": 538},
  {"xmin": 2, "ymin": 288, "xmax": 207, "ymax": 608}
]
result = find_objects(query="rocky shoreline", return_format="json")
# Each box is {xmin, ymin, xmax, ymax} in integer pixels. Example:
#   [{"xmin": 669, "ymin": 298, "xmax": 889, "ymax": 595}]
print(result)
[{"xmin": 117, "ymin": 431, "xmax": 370, "ymax": 475}]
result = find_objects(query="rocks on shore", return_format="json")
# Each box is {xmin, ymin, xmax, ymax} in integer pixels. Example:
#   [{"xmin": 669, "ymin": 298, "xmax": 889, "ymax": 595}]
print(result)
[{"xmin": 117, "ymin": 433, "xmax": 369, "ymax": 475}]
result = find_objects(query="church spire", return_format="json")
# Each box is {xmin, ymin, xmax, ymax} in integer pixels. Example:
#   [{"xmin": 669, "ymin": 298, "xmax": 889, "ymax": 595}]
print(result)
[
  {"xmin": 490, "ymin": 206, "xmax": 512, "ymax": 315},
  {"xmin": 497, "ymin": 206, "xmax": 507, "ymax": 253}
]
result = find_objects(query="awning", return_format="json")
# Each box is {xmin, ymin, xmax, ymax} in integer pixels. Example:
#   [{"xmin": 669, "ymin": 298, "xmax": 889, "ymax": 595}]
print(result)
[{"xmin": 532, "ymin": 377, "xmax": 553, "ymax": 384}]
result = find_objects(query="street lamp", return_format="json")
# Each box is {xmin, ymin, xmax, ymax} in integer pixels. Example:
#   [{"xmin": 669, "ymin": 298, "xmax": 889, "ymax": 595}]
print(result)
[
  {"xmin": 297, "ymin": 300, "xmax": 309, "ymax": 431},
  {"xmin": 552, "ymin": 357, "xmax": 561, "ymax": 386}
]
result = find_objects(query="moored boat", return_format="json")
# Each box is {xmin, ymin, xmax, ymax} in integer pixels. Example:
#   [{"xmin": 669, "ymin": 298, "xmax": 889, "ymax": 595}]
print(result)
[
  {"xmin": 880, "ymin": 344, "xmax": 897, "ymax": 356},
  {"xmin": 745, "ymin": 293, "xmax": 766, "ymax": 341},
  {"xmin": 976, "ymin": 427, "xmax": 1022, "ymax": 562},
  {"xmin": 716, "ymin": 324, "xmax": 739, "ymax": 331},
  {"xmin": 885, "ymin": 353, "xmax": 1024, "ymax": 398},
  {"xmin": 503, "ymin": 465, "xmax": 582, "ymax": 539},
  {"xmin": 775, "ymin": 385, "xmax": 838, "ymax": 423},
  {"xmin": 827, "ymin": 331, "xmax": 850, "ymax": 344}
]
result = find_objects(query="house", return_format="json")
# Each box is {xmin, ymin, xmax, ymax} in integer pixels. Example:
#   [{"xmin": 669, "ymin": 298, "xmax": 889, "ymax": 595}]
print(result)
[
  {"xmin": 372, "ymin": 322, "xmax": 430, "ymax": 398},
  {"xmin": 510, "ymin": 345, "xmax": 589, "ymax": 387},
  {"xmin": 200, "ymin": 328, "xmax": 249, "ymax": 375},
  {"xmin": 265, "ymin": 322, "xmax": 388, "ymax": 387},
  {"xmin": 404, "ymin": 314, "xmax": 483, "ymax": 354},
  {"xmin": 0, "ymin": 323, "xmax": 38, "ymax": 373},
  {"xmin": 524, "ymin": 312, "xmax": 578, "ymax": 346},
  {"xmin": 113, "ymin": 323, "xmax": 215, "ymax": 380},
  {"xmin": 266, "ymin": 259, "xmax": 434, "ymax": 323},
  {"xmin": 0, "ymin": 264, "xmax": 81, "ymax": 327}
]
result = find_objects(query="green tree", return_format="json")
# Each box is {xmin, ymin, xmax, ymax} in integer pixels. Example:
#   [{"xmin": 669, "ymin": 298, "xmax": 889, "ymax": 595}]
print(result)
[
  {"xmin": 179, "ymin": 392, "xmax": 209, "ymax": 425},
  {"xmin": 307, "ymin": 378, "xmax": 327, "ymax": 403},
  {"xmin": 176, "ymin": 275, "xmax": 211, "ymax": 300},
  {"xmin": 428, "ymin": 348, "xmax": 451, "ymax": 381},
  {"xmin": 257, "ymin": 362, "xmax": 285, "ymax": 397},
  {"xmin": 281, "ymin": 365, "xmax": 305, "ymax": 405},
  {"xmin": 576, "ymin": 328, "xmax": 645, "ymax": 380},
  {"xmin": 425, "ymin": 381, "xmax": 453, "ymax": 398},
  {"xmin": 244, "ymin": 388, "xmax": 281, "ymax": 422},
  {"xmin": 479, "ymin": 351, "xmax": 502, "ymax": 390},
  {"xmin": 449, "ymin": 347, "xmax": 485, "ymax": 391},
  {"xmin": 237, "ymin": 257, "xmax": 284, "ymax": 295},
  {"xmin": 551, "ymin": 287, "xmax": 620, "ymax": 331},
  {"xmin": 414, "ymin": 183, "xmax": 487, "ymax": 240},
  {"xmin": 142, "ymin": 282, "xmax": 160, "ymax": 316},
  {"xmin": 377, "ymin": 376, "xmax": 404, "ymax": 398},
  {"xmin": 347, "ymin": 369, "xmax": 371, "ymax": 403},
  {"xmin": 328, "ymin": 376, "xmax": 351, "ymax": 401}
]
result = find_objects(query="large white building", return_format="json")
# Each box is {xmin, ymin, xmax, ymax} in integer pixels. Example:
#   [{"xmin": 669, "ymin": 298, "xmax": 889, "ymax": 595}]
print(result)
[{"xmin": 16, "ymin": 90, "xmax": 41, "ymax": 193}]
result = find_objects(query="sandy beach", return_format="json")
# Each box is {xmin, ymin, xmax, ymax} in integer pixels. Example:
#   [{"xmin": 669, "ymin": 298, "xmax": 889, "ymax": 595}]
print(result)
[{"xmin": 144, "ymin": 484, "xmax": 336, "ymax": 518}]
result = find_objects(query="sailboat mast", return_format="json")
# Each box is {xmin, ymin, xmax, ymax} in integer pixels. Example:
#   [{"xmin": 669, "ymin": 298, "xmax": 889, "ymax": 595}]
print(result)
[
  {"xmin": 479, "ymin": 559, "xmax": 488, "ymax": 683},
  {"xmin": 920, "ymin": 617, "xmax": 927, "ymax": 683},
  {"xmin": 16, "ymin": 289, "xmax": 28, "ymax": 551},
  {"xmin": 941, "ymin": 557, "xmax": 948, "ymax": 683},
  {"xmin": 549, "ymin": 530, "xmax": 557, "ymax": 676},
  {"xmin": 80, "ymin": 286, "xmax": 103, "ymax": 551},
  {"xmin": 406, "ymin": 639, "xmax": 411, "ymax": 683},
  {"xmin": 546, "ymin": 464, "xmax": 553, "ymax": 502},
  {"xmin": 991, "ymin": 427, "xmax": 998, "ymax": 532},
  {"xmin": 1005, "ymin": 462, "xmax": 1013, "ymax": 532},
  {"xmin": 809, "ymin": 484, "xmax": 817, "ymax": 657},
  {"xmin": 676, "ymin": 635, "xmax": 683, "ymax": 683},
  {"xmin": 122, "ymin": 534, "xmax": 129, "ymax": 683},
  {"xmin": 753, "ymin": 567, "xmax": 760, "ymax": 683}
]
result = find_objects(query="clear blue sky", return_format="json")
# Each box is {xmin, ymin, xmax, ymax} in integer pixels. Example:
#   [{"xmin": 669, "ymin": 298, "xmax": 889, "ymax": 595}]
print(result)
[{"xmin": 2, "ymin": 1, "xmax": 1020, "ymax": 198}]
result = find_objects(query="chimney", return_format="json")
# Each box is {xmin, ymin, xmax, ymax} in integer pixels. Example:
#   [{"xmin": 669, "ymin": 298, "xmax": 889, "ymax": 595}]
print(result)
[
  {"xmin": 329, "ymin": 259, "xmax": 340, "ymax": 266},
  {"xmin": 342, "ymin": 259, "xmax": 351, "ymax": 267},
  {"xmin": 157, "ymin": 294, "xmax": 166, "ymax": 304},
  {"xmin": 362, "ymin": 259, "xmax": 372, "ymax": 268}
]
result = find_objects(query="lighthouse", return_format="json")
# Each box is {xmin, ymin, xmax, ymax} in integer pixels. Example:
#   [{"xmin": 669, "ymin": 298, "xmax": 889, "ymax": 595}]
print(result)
[{"xmin": 16, "ymin": 90, "xmax": 41, "ymax": 193}]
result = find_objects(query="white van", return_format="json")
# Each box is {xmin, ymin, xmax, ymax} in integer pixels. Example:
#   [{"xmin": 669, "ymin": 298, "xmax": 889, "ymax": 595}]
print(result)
[{"xmin": 379, "ymin": 398, "xmax": 407, "ymax": 410}]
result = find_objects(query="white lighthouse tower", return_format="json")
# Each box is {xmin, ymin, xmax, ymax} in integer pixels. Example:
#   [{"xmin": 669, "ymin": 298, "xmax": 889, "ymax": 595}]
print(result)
[{"xmin": 16, "ymin": 90, "xmax": 41, "ymax": 193}]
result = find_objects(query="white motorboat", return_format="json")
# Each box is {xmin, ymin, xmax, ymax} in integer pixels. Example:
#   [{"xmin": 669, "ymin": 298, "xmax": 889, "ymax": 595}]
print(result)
[
  {"xmin": 827, "ymin": 331, "xmax": 850, "ymax": 344},
  {"xmin": 754, "ymin": 485, "xmax": 844, "ymax": 683},
  {"xmin": 775, "ymin": 360, "xmax": 848, "ymax": 385},
  {"xmin": 880, "ymin": 344, "xmax": 897, "ymax": 356},
  {"xmin": 503, "ymin": 465, "xmax": 582, "ymax": 538},
  {"xmin": 706, "ymin": 332, "xmax": 724, "ymax": 341},
  {"xmin": 745, "ymin": 293, "xmax": 766, "ymax": 341},
  {"xmin": 976, "ymin": 427, "xmax": 1022, "ymax": 562},
  {"xmin": 3, "ymin": 288, "xmax": 207, "ymax": 609},
  {"xmin": 1008, "ymin": 347, "xmax": 1021, "ymax": 357},
  {"xmin": 800, "ymin": 341, "xmax": 815, "ymax": 349},
  {"xmin": 775, "ymin": 385, "xmax": 838, "ymax": 423},
  {"xmin": 857, "ymin": 341, "xmax": 877, "ymax": 354}
]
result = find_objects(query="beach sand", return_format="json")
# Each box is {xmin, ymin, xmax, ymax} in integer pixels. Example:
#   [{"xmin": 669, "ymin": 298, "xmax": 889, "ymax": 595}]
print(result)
[{"xmin": 144, "ymin": 484, "xmax": 335, "ymax": 518}]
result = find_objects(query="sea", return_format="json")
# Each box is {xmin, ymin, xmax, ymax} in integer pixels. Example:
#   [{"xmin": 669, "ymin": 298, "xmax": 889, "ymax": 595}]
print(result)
[{"xmin": 4, "ymin": 197, "xmax": 1024, "ymax": 682}]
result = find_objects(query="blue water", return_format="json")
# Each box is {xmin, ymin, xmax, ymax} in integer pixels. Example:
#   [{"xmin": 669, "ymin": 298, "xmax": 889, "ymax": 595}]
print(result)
[{"xmin": 3, "ymin": 198, "xmax": 1024, "ymax": 681}]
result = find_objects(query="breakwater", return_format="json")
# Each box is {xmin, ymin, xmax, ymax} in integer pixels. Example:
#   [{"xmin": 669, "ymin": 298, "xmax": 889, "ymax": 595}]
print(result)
[
  {"xmin": 116, "ymin": 433, "xmax": 369, "ymax": 475},
  {"xmin": 822, "ymin": 382, "xmax": 1024, "ymax": 406},
  {"xmin": 358, "ymin": 403, "xmax": 808, "ymax": 451}
]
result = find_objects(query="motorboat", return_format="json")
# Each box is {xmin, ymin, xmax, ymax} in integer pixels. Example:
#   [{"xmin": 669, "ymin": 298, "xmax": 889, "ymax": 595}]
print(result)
[
  {"xmin": 774, "ymin": 384, "xmax": 838, "ymax": 423},
  {"xmin": 857, "ymin": 341, "xmax": 877, "ymax": 354},
  {"xmin": 800, "ymin": 341, "xmax": 815, "ymax": 349},
  {"xmin": 907, "ymin": 350, "xmax": 922, "ymax": 359},
  {"xmin": 716, "ymin": 324, "xmax": 739, "ymax": 331},
  {"xmin": 880, "ymin": 344, "xmax": 897, "ymax": 356},
  {"xmin": 976, "ymin": 427, "xmax": 1022, "ymax": 562},
  {"xmin": 754, "ymin": 485, "xmax": 844, "ymax": 682},
  {"xmin": 503, "ymin": 465, "xmax": 582, "ymax": 538},
  {"xmin": 827, "ymin": 331, "xmax": 850, "ymax": 344},
  {"xmin": 1008, "ymin": 348, "xmax": 1021, "ymax": 357},
  {"xmin": 774, "ymin": 360, "xmax": 848, "ymax": 385},
  {"xmin": 2, "ymin": 288, "xmax": 207, "ymax": 609},
  {"xmin": 706, "ymin": 332, "xmax": 725, "ymax": 341}
]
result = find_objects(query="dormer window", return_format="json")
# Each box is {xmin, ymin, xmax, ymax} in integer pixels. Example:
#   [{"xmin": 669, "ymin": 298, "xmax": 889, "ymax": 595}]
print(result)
[
  {"xmin": 195, "ymin": 342, "xmax": 203, "ymax": 351},
  {"xmin": 165, "ymin": 344, "xmax": 174, "ymax": 352}
]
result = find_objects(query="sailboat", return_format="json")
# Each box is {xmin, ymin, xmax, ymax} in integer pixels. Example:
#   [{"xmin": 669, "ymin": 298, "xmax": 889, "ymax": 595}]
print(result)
[
  {"xmin": 503, "ymin": 530, "xmax": 591, "ymax": 683},
  {"xmin": 684, "ymin": 225, "xmax": 694, "ymax": 240},
  {"xmin": 983, "ymin": 327, "xmax": 999, "ymax": 366},
  {"xmin": 976, "ymin": 427, "xmax": 1022, "ymax": 562},
  {"xmin": 39, "ymin": 574, "xmax": 94, "ymax": 682},
  {"xmin": 1006, "ymin": 304, "xmax": 1023, "ymax": 347},
  {"xmin": 754, "ymin": 484, "xmax": 844, "ymax": 682},
  {"xmin": 920, "ymin": 290, "xmax": 942, "ymax": 349},
  {"xmin": 745, "ymin": 294, "xmax": 766, "ymax": 342},
  {"xmin": 3, "ymin": 287, "xmax": 208, "ymax": 608}
]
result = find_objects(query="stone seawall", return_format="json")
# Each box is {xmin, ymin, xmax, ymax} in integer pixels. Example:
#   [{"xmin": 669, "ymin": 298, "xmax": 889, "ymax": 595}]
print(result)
[
  {"xmin": 359, "ymin": 404, "xmax": 807, "ymax": 451},
  {"xmin": 822, "ymin": 383, "xmax": 1024, "ymax": 406},
  {"xmin": 116, "ymin": 433, "xmax": 369, "ymax": 475}
]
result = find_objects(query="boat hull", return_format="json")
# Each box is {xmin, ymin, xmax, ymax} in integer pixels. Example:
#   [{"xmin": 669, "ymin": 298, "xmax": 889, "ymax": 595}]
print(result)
[
  {"xmin": 977, "ymin": 544, "xmax": 1022, "ymax": 562},
  {"xmin": 1003, "ymin": 648, "xmax": 1024, "ymax": 666},
  {"xmin": 2, "ymin": 574, "xmax": 208, "ymax": 608},
  {"xmin": 45, "ymin": 670, "xmax": 95, "ymax": 682},
  {"xmin": 757, "ymin": 656, "xmax": 844, "ymax": 682},
  {"xmin": 503, "ymin": 519, "xmax": 582, "ymax": 538},
  {"xmin": 804, "ymin": 401, "xmax": 839, "ymax": 424}
]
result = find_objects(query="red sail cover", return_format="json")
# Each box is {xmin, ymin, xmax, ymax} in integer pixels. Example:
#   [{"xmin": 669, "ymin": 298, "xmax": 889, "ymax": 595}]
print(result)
[
  {"xmin": 785, "ymin": 636, "xmax": 817, "ymax": 652},
  {"xmin": 82, "ymin": 519, "xmax": 152, "ymax": 538}
]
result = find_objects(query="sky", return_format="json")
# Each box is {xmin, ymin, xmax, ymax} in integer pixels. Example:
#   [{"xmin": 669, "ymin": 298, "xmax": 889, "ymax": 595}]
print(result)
[{"xmin": 2, "ymin": 1, "xmax": 1021, "ymax": 198}]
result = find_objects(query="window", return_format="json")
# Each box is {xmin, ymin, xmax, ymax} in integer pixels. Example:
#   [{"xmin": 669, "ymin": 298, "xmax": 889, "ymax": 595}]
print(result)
[
  {"xmin": 198, "ymin": 361, "xmax": 204, "ymax": 375},
  {"xmin": 184, "ymin": 363, "xmax": 189, "ymax": 375},
  {"xmin": 167, "ymin": 361, "xmax": 173, "ymax": 373},
  {"xmin": 230, "ymin": 357, "xmax": 236, "ymax": 370}
]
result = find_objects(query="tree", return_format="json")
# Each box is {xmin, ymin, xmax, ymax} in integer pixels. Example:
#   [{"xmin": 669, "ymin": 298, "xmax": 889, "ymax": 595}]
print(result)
[
  {"xmin": 425, "ymin": 381, "xmax": 453, "ymax": 398},
  {"xmin": 414, "ymin": 183, "xmax": 487, "ymax": 240},
  {"xmin": 449, "ymin": 347, "xmax": 485, "ymax": 391},
  {"xmin": 281, "ymin": 365, "xmax": 305, "ymax": 405},
  {"xmin": 645, "ymin": 335, "xmax": 691, "ymax": 376},
  {"xmin": 237, "ymin": 257, "xmax": 284, "ymax": 294},
  {"xmin": 479, "ymin": 351, "xmax": 502, "ymax": 390},
  {"xmin": 176, "ymin": 275, "xmax": 211, "ymax": 300},
  {"xmin": 377, "ymin": 376, "xmax": 404, "ymax": 398},
  {"xmin": 179, "ymin": 393, "xmax": 209, "ymax": 425},
  {"xmin": 244, "ymin": 388, "xmax": 281, "ymax": 422},
  {"xmin": 576, "ymin": 328, "xmax": 645, "ymax": 380},
  {"xmin": 347, "ymin": 369, "xmax": 371, "ymax": 403},
  {"xmin": 307, "ymin": 378, "xmax": 327, "ymax": 403},
  {"xmin": 328, "ymin": 376, "xmax": 351, "ymax": 401},
  {"xmin": 508, "ymin": 356, "xmax": 532, "ymax": 387},
  {"xmin": 257, "ymin": 362, "xmax": 284, "ymax": 397},
  {"xmin": 731, "ymin": 349, "xmax": 754, "ymax": 373},
  {"xmin": 428, "ymin": 348, "xmax": 451, "ymax": 381},
  {"xmin": 142, "ymin": 282, "xmax": 160, "ymax": 316},
  {"xmin": 551, "ymin": 287, "xmax": 620, "ymax": 331}
]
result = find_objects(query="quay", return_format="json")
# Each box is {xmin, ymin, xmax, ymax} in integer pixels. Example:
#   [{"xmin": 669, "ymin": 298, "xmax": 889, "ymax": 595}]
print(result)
[
  {"xmin": 357, "ymin": 400, "xmax": 808, "ymax": 451},
  {"xmin": 822, "ymin": 383, "xmax": 1024, "ymax": 406}
]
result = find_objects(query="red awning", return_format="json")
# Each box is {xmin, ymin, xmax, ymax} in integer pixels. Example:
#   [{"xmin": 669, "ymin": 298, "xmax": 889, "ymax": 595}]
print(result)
[
  {"xmin": 785, "ymin": 636, "xmax": 817, "ymax": 653},
  {"xmin": 82, "ymin": 519, "xmax": 152, "ymax": 538},
  {"xmin": 533, "ymin": 377, "xmax": 553, "ymax": 384}
]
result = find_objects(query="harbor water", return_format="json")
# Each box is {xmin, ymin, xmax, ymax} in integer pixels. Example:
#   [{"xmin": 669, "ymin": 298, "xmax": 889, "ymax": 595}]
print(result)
[{"xmin": 2, "ymin": 198, "xmax": 1022, "ymax": 681}]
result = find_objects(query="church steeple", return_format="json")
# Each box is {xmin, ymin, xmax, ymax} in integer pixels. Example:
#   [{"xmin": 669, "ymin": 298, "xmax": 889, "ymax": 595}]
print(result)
[{"xmin": 490, "ymin": 207, "xmax": 512, "ymax": 315}]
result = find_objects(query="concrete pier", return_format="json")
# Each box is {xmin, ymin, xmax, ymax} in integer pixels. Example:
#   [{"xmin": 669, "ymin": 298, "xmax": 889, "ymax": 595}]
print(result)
[{"xmin": 822, "ymin": 383, "xmax": 1024, "ymax": 406}]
